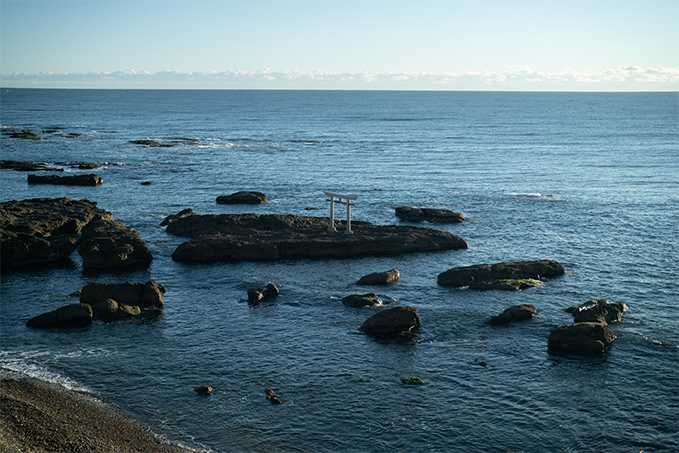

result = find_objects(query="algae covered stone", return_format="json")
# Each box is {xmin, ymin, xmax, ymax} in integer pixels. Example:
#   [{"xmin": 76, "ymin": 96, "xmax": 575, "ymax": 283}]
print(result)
[{"xmin": 402, "ymin": 377, "xmax": 425, "ymax": 385}]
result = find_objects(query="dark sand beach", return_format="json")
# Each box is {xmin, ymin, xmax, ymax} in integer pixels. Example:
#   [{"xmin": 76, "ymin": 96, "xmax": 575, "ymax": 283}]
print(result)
[{"xmin": 1, "ymin": 372, "xmax": 192, "ymax": 453}]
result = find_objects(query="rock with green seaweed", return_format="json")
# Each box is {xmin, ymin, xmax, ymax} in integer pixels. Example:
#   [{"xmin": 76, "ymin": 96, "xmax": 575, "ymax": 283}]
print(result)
[
  {"xmin": 469, "ymin": 278, "xmax": 540, "ymax": 291},
  {"xmin": 342, "ymin": 293, "xmax": 382, "ymax": 308},
  {"xmin": 402, "ymin": 377, "xmax": 425, "ymax": 385}
]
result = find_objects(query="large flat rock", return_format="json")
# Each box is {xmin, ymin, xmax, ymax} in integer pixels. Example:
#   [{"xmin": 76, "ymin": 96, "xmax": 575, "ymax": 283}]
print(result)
[
  {"xmin": 437, "ymin": 259, "xmax": 566, "ymax": 287},
  {"xmin": 163, "ymin": 212, "xmax": 468, "ymax": 263}
]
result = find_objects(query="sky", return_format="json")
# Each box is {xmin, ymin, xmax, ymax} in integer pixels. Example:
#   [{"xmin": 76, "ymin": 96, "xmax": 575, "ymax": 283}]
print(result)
[{"xmin": 1, "ymin": 0, "xmax": 678, "ymax": 90}]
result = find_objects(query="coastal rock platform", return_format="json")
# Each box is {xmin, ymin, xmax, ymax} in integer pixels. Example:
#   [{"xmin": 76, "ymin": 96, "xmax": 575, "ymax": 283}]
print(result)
[
  {"xmin": 0, "ymin": 198, "xmax": 151, "ymax": 268},
  {"xmin": 163, "ymin": 211, "xmax": 468, "ymax": 262}
]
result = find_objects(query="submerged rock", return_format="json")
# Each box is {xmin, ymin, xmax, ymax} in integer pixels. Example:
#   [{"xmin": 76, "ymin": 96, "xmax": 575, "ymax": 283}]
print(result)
[
  {"xmin": 548, "ymin": 322, "xmax": 617, "ymax": 354},
  {"xmin": 26, "ymin": 303, "xmax": 93, "ymax": 328},
  {"xmin": 402, "ymin": 377, "xmax": 425, "ymax": 385},
  {"xmin": 248, "ymin": 283, "xmax": 279, "ymax": 302},
  {"xmin": 361, "ymin": 306, "xmax": 421, "ymax": 336},
  {"xmin": 163, "ymin": 212, "xmax": 468, "ymax": 263},
  {"xmin": 28, "ymin": 174, "xmax": 103, "ymax": 186},
  {"xmin": 216, "ymin": 191, "xmax": 268, "ymax": 204},
  {"xmin": 395, "ymin": 206, "xmax": 464, "ymax": 223},
  {"xmin": 342, "ymin": 293, "xmax": 382, "ymax": 308},
  {"xmin": 357, "ymin": 269, "xmax": 400, "ymax": 285},
  {"xmin": 1, "ymin": 160, "xmax": 63, "ymax": 172},
  {"xmin": 437, "ymin": 260, "xmax": 565, "ymax": 287},
  {"xmin": 488, "ymin": 304, "xmax": 537, "ymax": 325}
]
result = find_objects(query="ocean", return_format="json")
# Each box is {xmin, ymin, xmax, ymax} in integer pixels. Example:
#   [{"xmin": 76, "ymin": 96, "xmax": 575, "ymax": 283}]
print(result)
[{"xmin": 1, "ymin": 89, "xmax": 677, "ymax": 452}]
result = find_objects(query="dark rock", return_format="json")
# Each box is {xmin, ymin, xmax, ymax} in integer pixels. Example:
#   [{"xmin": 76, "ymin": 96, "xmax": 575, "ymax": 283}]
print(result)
[
  {"xmin": 141, "ymin": 181, "xmax": 153, "ymax": 185},
  {"xmin": 437, "ymin": 260, "xmax": 566, "ymax": 287},
  {"xmin": 26, "ymin": 303, "xmax": 92, "ymax": 328},
  {"xmin": 195, "ymin": 386, "xmax": 212, "ymax": 395},
  {"xmin": 28, "ymin": 174, "xmax": 103, "ymax": 186},
  {"xmin": 489, "ymin": 304, "xmax": 537, "ymax": 325},
  {"xmin": 164, "ymin": 212, "xmax": 468, "ymax": 263},
  {"xmin": 342, "ymin": 293, "xmax": 382, "ymax": 308},
  {"xmin": 395, "ymin": 206, "xmax": 464, "ymax": 223},
  {"xmin": 74, "ymin": 162, "xmax": 102, "ymax": 170},
  {"xmin": 361, "ymin": 306, "xmax": 421, "ymax": 336},
  {"xmin": 402, "ymin": 377, "xmax": 425, "ymax": 385},
  {"xmin": 571, "ymin": 299, "xmax": 627, "ymax": 325},
  {"xmin": 0, "ymin": 198, "xmax": 113, "ymax": 267},
  {"xmin": 77, "ymin": 218, "xmax": 152, "ymax": 268},
  {"xmin": 2, "ymin": 129, "xmax": 40, "ymax": 140},
  {"xmin": 469, "ymin": 279, "xmax": 539, "ymax": 291},
  {"xmin": 130, "ymin": 138, "xmax": 199, "ymax": 147},
  {"xmin": 88, "ymin": 298, "xmax": 140, "ymax": 320},
  {"xmin": 248, "ymin": 283, "xmax": 279, "ymax": 302},
  {"xmin": 269, "ymin": 396, "xmax": 282, "ymax": 405},
  {"xmin": 216, "ymin": 191, "xmax": 268, "ymax": 205},
  {"xmin": 548, "ymin": 322, "xmax": 617, "ymax": 354},
  {"xmin": 1, "ymin": 160, "xmax": 63, "ymax": 172},
  {"xmin": 80, "ymin": 281, "xmax": 165, "ymax": 310},
  {"xmin": 357, "ymin": 269, "xmax": 400, "ymax": 285},
  {"xmin": 265, "ymin": 389, "xmax": 276, "ymax": 398},
  {"xmin": 160, "ymin": 208, "xmax": 196, "ymax": 227}
]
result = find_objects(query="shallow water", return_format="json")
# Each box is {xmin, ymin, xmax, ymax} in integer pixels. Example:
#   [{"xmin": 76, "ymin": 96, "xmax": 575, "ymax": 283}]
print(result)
[{"xmin": 1, "ymin": 89, "xmax": 678, "ymax": 452}]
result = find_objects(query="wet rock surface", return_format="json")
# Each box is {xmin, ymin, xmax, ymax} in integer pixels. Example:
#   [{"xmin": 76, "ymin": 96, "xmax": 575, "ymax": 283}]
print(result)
[
  {"xmin": 1, "ymin": 160, "xmax": 64, "ymax": 172},
  {"xmin": 548, "ymin": 322, "xmax": 617, "ymax": 354},
  {"xmin": 489, "ymin": 304, "xmax": 537, "ymax": 325},
  {"xmin": 569, "ymin": 299, "xmax": 627, "ymax": 325},
  {"xmin": 361, "ymin": 306, "xmax": 421, "ymax": 336},
  {"xmin": 0, "ymin": 198, "xmax": 113, "ymax": 267},
  {"xmin": 77, "ymin": 218, "xmax": 153, "ymax": 268},
  {"xmin": 28, "ymin": 174, "xmax": 103, "ymax": 186},
  {"xmin": 395, "ymin": 206, "xmax": 464, "ymax": 223},
  {"xmin": 163, "ymin": 211, "xmax": 468, "ymax": 263},
  {"xmin": 342, "ymin": 293, "xmax": 382, "ymax": 308},
  {"xmin": 357, "ymin": 268, "xmax": 400, "ymax": 285},
  {"xmin": 437, "ymin": 260, "xmax": 566, "ymax": 287},
  {"xmin": 216, "ymin": 191, "xmax": 268, "ymax": 204},
  {"xmin": 26, "ymin": 303, "xmax": 93, "ymax": 328},
  {"xmin": 247, "ymin": 283, "xmax": 280, "ymax": 302}
]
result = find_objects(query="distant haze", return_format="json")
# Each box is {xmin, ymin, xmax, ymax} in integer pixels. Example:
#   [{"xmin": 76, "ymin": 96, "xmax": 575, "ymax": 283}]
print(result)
[{"xmin": 1, "ymin": 0, "xmax": 677, "ymax": 90}]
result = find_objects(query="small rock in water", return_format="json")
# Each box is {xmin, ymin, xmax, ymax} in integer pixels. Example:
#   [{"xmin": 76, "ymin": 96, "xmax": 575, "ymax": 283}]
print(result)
[
  {"xmin": 402, "ymin": 377, "xmax": 425, "ymax": 385},
  {"xmin": 194, "ymin": 385, "xmax": 213, "ymax": 395}
]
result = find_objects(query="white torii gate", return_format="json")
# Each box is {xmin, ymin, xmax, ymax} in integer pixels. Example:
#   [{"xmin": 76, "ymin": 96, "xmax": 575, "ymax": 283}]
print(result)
[{"xmin": 323, "ymin": 191, "xmax": 357, "ymax": 234}]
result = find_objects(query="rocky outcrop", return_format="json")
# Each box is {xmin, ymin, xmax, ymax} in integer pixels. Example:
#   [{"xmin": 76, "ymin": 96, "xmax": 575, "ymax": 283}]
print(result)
[
  {"xmin": 342, "ymin": 293, "xmax": 382, "ymax": 308},
  {"xmin": 26, "ymin": 303, "xmax": 93, "ymax": 328},
  {"xmin": 87, "ymin": 298, "xmax": 140, "ymax": 321},
  {"xmin": 1, "ymin": 160, "xmax": 63, "ymax": 172},
  {"xmin": 437, "ymin": 260, "xmax": 565, "ymax": 287},
  {"xmin": 548, "ymin": 323, "xmax": 617, "ymax": 354},
  {"xmin": 569, "ymin": 299, "xmax": 627, "ymax": 325},
  {"xmin": 357, "ymin": 269, "xmax": 400, "ymax": 285},
  {"xmin": 160, "ymin": 208, "xmax": 195, "ymax": 226},
  {"xmin": 162, "ymin": 211, "xmax": 468, "ymax": 263},
  {"xmin": 195, "ymin": 386, "xmax": 213, "ymax": 396},
  {"xmin": 77, "ymin": 219, "xmax": 152, "ymax": 268},
  {"xmin": 28, "ymin": 174, "xmax": 103, "ymax": 186},
  {"xmin": 247, "ymin": 283, "xmax": 279, "ymax": 302},
  {"xmin": 489, "ymin": 304, "xmax": 537, "ymax": 325},
  {"xmin": 216, "ymin": 191, "xmax": 267, "ymax": 204},
  {"xmin": 0, "ymin": 198, "xmax": 113, "ymax": 267},
  {"xmin": 361, "ymin": 306, "xmax": 421, "ymax": 336},
  {"xmin": 80, "ymin": 281, "xmax": 166, "ymax": 309},
  {"xmin": 395, "ymin": 207, "xmax": 464, "ymax": 223}
]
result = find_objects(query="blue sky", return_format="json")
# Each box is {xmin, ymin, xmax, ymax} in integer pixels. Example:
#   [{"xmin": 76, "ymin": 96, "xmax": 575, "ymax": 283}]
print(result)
[{"xmin": 1, "ymin": 0, "xmax": 677, "ymax": 90}]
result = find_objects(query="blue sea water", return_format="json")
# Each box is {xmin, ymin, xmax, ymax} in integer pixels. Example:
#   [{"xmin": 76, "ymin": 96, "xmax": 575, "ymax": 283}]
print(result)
[{"xmin": 1, "ymin": 89, "xmax": 678, "ymax": 452}]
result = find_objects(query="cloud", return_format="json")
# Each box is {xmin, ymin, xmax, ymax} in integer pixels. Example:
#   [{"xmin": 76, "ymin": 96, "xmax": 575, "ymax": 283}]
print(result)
[{"xmin": 1, "ymin": 67, "xmax": 678, "ymax": 90}]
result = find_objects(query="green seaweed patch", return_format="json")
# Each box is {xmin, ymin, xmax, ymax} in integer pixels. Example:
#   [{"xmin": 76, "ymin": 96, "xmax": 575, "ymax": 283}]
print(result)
[
  {"xmin": 5, "ymin": 129, "xmax": 41, "ymax": 140},
  {"xmin": 69, "ymin": 290, "xmax": 81, "ymax": 297},
  {"xmin": 133, "ymin": 308, "xmax": 142, "ymax": 316},
  {"xmin": 402, "ymin": 377, "xmax": 425, "ymax": 385}
]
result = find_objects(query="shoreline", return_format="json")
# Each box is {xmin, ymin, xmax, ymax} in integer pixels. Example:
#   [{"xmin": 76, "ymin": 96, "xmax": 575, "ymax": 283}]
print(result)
[{"xmin": 1, "ymin": 370, "xmax": 197, "ymax": 453}]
